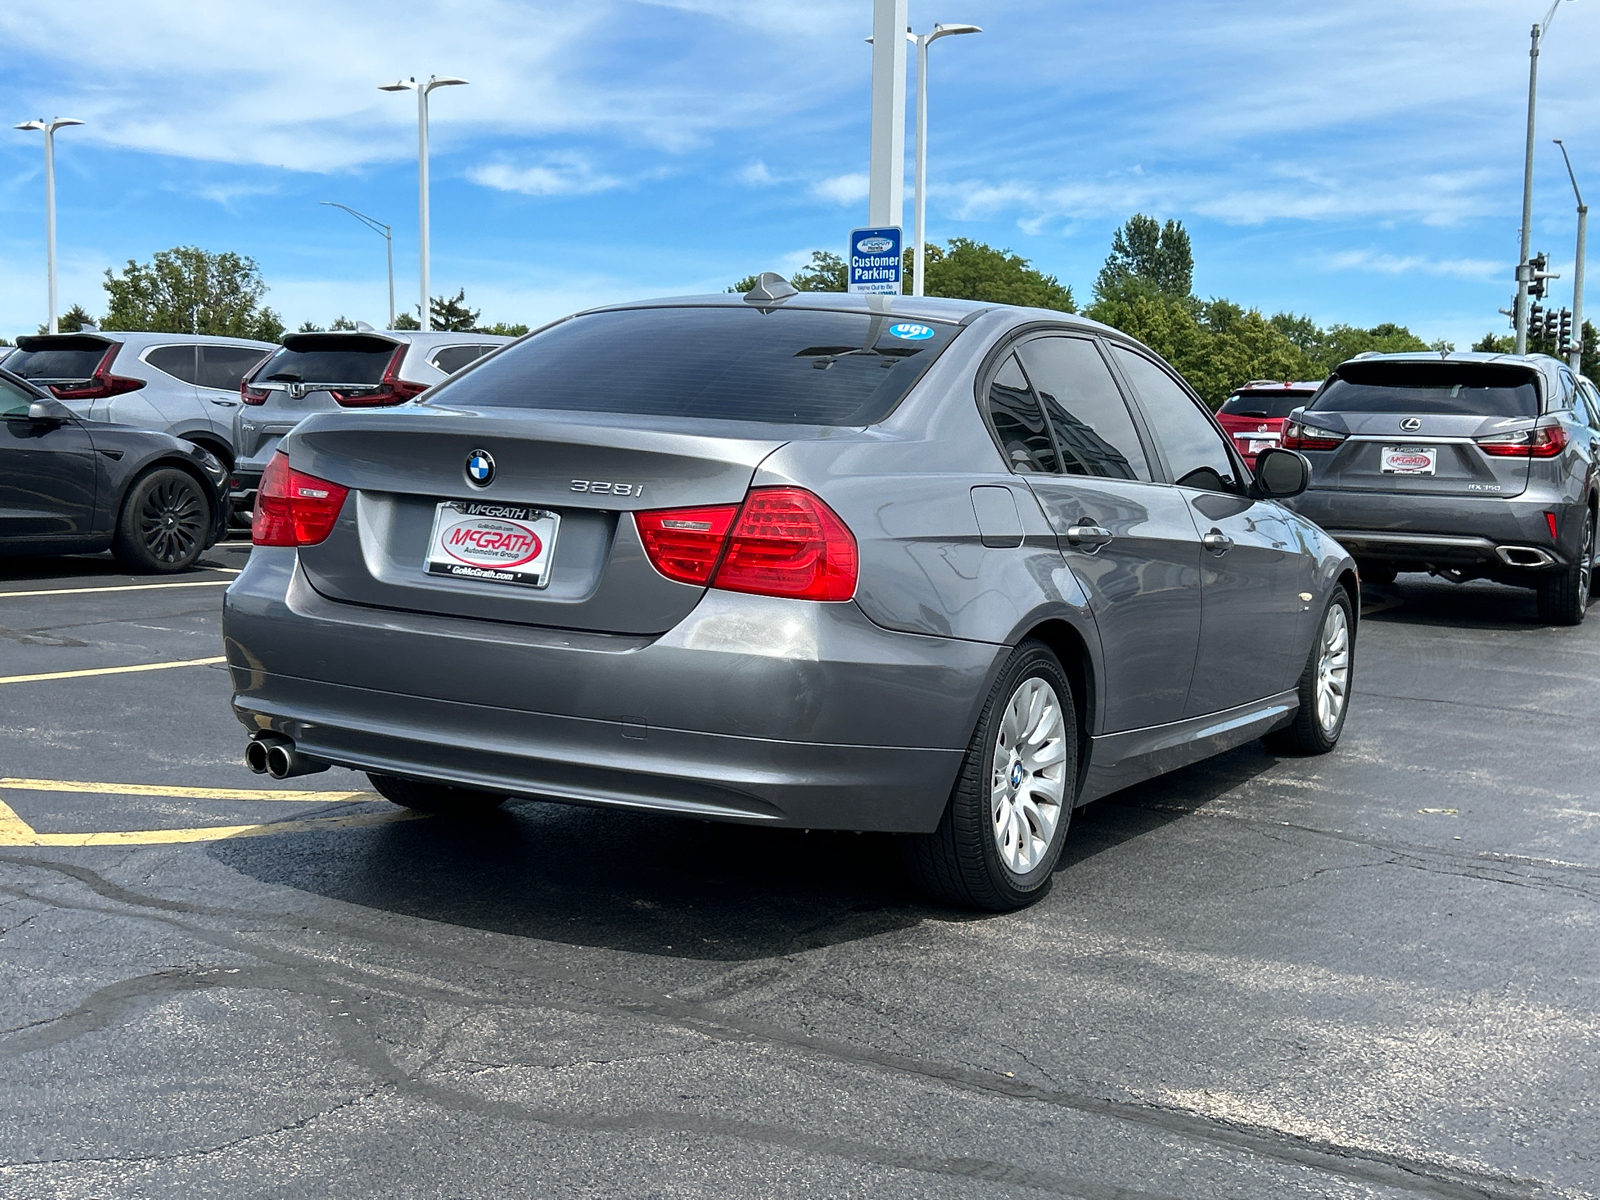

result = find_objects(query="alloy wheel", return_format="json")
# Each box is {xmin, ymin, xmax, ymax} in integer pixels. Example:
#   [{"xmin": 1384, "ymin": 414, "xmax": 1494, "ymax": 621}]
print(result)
[
  {"xmin": 990, "ymin": 676, "xmax": 1068, "ymax": 874},
  {"xmin": 1316, "ymin": 603, "xmax": 1350, "ymax": 735},
  {"xmin": 138, "ymin": 476, "xmax": 204, "ymax": 564}
]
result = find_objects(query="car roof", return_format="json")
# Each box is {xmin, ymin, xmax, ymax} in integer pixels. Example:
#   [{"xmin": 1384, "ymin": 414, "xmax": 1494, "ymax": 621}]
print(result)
[
  {"xmin": 1334, "ymin": 349, "xmax": 1564, "ymax": 373},
  {"xmin": 15, "ymin": 331, "xmax": 276, "ymax": 350}
]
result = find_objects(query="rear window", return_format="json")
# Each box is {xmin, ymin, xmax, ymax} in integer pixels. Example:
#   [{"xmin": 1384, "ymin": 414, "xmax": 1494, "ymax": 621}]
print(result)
[
  {"xmin": 251, "ymin": 336, "xmax": 398, "ymax": 388},
  {"xmin": 1311, "ymin": 363, "xmax": 1539, "ymax": 418},
  {"xmin": 430, "ymin": 344, "xmax": 495, "ymax": 375},
  {"xmin": 1218, "ymin": 391, "xmax": 1316, "ymax": 418},
  {"xmin": 428, "ymin": 306, "xmax": 961, "ymax": 425},
  {"xmin": 8, "ymin": 336, "xmax": 113, "ymax": 382}
]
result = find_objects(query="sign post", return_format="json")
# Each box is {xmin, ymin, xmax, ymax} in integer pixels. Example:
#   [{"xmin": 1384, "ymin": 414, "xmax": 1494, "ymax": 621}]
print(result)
[{"xmin": 848, "ymin": 227, "xmax": 903, "ymax": 294}]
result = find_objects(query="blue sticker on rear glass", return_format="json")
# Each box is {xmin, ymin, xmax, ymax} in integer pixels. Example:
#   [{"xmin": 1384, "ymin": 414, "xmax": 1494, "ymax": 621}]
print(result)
[{"xmin": 889, "ymin": 323, "xmax": 935, "ymax": 341}]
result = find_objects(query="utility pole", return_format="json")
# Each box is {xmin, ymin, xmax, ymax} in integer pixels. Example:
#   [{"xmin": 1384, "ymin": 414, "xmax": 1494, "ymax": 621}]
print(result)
[
  {"xmin": 1515, "ymin": 0, "xmax": 1572, "ymax": 354},
  {"xmin": 13, "ymin": 117, "xmax": 85, "ymax": 336},
  {"xmin": 1554, "ymin": 139, "xmax": 1587, "ymax": 372},
  {"xmin": 321, "ymin": 202, "xmax": 396, "ymax": 329},
  {"xmin": 868, "ymin": 0, "xmax": 908, "ymax": 235}
]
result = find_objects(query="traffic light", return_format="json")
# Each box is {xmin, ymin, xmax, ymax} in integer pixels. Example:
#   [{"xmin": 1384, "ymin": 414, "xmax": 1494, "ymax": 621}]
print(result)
[
  {"xmin": 1530, "ymin": 301, "xmax": 1545, "ymax": 335},
  {"xmin": 1559, "ymin": 308, "xmax": 1574, "ymax": 355},
  {"xmin": 1530, "ymin": 253, "xmax": 1550, "ymax": 300}
]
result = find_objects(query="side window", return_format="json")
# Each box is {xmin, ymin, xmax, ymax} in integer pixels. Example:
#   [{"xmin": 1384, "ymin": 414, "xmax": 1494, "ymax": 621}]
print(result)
[
  {"xmin": 199, "ymin": 347, "xmax": 271, "ymax": 391},
  {"xmin": 1, "ymin": 377, "xmax": 36, "ymax": 418},
  {"xmin": 1580, "ymin": 381, "xmax": 1600, "ymax": 431},
  {"xmin": 983, "ymin": 353, "xmax": 1057, "ymax": 473},
  {"xmin": 1016, "ymin": 336, "xmax": 1151, "ymax": 481},
  {"xmin": 145, "ymin": 345, "xmax": 198, "ymax": 384},
  {"xmin": 1110, "ymin": 346, "xmax": 1239, "ymax": 493},
  {"xmin": 431, "ymin": 344, "xmax": 493, "ymax": 375}
]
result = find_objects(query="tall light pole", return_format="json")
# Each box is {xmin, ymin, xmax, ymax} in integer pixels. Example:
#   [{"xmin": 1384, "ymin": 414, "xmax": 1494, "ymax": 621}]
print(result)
[
  {"xmin": 1514, "ymin": 0, "xmax": 1573, "ymax": 354},
  {"xmin": 14, "ymin": 117, "xmax": 85, "ymax": 336},
  {"xmin": 909, "ymin": 23, "xmax": 981, "ymax": 297},
  {"xmin": 379, "ymin": 75, "xmax": 467, "ymax": 332},
  {"xmin": 1554, "ymin": 139, "xmax": 1587, "ymax": 372},
  {"xmin": 320, "ymin": 201, "xmax": 395, "ymax": 329},
  {"xmin": 868, "ymin": 0, "xmax": 909, "ymax": 236}
]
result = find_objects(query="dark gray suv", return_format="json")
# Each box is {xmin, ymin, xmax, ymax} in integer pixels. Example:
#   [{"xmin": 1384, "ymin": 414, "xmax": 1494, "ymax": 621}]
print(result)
[
  {"xmin": 1282, "ymin": 352, "xmax": 1598, "ymax": 623},
  {"xmin": 223, "ymin": 289, "xmax": 1357, "ymax": 910}
]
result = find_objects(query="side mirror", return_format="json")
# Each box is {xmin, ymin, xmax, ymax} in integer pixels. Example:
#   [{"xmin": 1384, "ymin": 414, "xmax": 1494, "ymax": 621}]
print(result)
[
  {"xmin": 26, "ymin": 398, "xmax": 74, "ymax": 424},
  {"xmin": 1250, "ymin": 447, "xmax": 1310, "ymax": 500}
]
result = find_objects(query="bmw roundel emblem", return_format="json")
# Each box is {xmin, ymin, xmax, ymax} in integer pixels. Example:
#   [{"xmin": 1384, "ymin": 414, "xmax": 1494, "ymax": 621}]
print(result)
[{"xmin": 465, "ymin": 449, "xmax": 495, "ymax": 487}]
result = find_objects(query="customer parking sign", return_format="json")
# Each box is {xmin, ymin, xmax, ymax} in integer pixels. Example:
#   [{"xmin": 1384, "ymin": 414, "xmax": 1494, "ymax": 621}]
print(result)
[{"xmin": 847, "ymin": 226, "xmax": 903, "ymax": 294}]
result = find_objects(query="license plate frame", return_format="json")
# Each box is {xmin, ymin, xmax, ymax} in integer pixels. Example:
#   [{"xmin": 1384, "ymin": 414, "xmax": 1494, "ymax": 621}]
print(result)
[
  {"xmin": 424, "ymin": 500, "xmax": 560, "ymax": 588},
  {"xmin": 1380, "ymin": 445, "xmax": 1438, "ymax": 476}
]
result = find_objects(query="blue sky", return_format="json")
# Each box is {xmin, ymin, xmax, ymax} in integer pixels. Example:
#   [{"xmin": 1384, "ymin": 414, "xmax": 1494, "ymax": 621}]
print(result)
[{"xmin": 2, "ymin": 0, "xmax": 1597, "ymax": 350}]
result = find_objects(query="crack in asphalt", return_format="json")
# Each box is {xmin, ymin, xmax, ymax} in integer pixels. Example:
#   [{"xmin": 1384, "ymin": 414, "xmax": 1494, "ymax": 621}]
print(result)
[{"xmin": 0, "ymin": 854, "xmax": 1558, "ymax": 1200}]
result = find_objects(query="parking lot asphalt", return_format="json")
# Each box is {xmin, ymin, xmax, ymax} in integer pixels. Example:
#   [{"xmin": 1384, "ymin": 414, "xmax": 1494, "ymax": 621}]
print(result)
[{"xmin": 0, "ymin": 541, "xmax": 1597, "ymax": 1200}]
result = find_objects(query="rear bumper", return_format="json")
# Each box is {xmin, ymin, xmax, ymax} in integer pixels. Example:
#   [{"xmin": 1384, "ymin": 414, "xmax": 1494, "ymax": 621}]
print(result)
[
  {"xmin": 223, "ymin": 549, "xmax": 1000, "ymax": 832},
  {"xmin": 1289, "ymin": 489, "xmax": 1582, "ymax": 570}
]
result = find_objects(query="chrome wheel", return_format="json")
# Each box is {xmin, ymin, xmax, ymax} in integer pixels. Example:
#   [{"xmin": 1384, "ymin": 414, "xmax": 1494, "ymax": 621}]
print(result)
[
  {"xmin": 1580, "ymin": 514, "xmax": 1593, "ymax": 603},
  {"xmin": 138, "ymin": 475, "xmax": 204, "ymax": 565},
  {"xmin": 990, "ymin": 676, "xmax": 1068, "ymax": 875},
  {"xmin": 1315, "ymin": 603, "xmax": 1350, "ymax": 735}
]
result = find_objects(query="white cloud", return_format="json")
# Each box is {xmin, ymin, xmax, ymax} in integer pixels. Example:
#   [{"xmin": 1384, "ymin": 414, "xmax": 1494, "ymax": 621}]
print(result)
[
  {"xmin": 810, "ymin": 173, "xmax": 869, "ymax": 206},
  {"xmin": 737, "ymin": 160, "xmax": 777, "ymax": 186},
  {"xmin": 469, "ymin": 156, "xmax": 623, "ymax": 197},
  {"xmin": 1320, "ymin": 251, "xmax": 1503, "ymax": 281}
]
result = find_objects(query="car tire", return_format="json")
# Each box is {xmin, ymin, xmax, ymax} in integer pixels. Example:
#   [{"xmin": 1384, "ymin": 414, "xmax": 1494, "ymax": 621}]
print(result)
[
  {"xmin": 111, "ymin": 467, "xmax": 211, "ymax": 573},
  {"xmin": 901, "ymin": 639, "xmax": 1077, "ymax": 911},
  {"xmin": 367, "ymin": 773, "xmax": 507, "ymax": 816},
  {"xmin": 1263, "ymin": 588, "xmax": 1354, "ymax": 756},
  {"xmin": 1535, "ymin": 509, "xmax": 1593, "ymax": 626}
]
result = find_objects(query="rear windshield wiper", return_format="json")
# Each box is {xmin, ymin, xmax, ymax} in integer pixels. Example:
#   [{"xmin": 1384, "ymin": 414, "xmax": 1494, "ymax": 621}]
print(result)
[{"xmin": 794, "ymin": 345, "xmax": 920, "ymax": 369}]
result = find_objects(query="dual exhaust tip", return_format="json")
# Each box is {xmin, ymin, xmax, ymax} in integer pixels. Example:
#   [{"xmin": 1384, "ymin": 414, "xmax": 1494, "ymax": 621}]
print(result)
[
  {"xmin": 1495, "ymin": 545, "xmax": 1556, "ymax": 568},
  {"xmin": 245, "ymin": 733, "xmax": 329, "ymax": 779}
]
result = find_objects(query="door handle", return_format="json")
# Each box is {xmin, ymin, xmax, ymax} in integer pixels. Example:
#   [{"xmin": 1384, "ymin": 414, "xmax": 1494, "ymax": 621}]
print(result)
[
  {"xmin": 1202, "ymin": 529, "xmax": 1233, "ymax": 555},
  {"xmin": 1066, "ymin": 523, "xmax": 1113, "ymax": 551}
]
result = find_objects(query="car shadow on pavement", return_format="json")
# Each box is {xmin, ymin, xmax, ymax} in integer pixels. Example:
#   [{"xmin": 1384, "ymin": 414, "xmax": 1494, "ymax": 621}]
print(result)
[
  {"xmin": 1359, "ymin": 577, "xmax": 1546, "ymax": 629},
  {"xmin": 212, "ymin": 743, "xmax": 1284, "ymax": 960},
  {"xmin": 0, "ymin": 548, "xmax": 242, "ymax": 583},
  {"xmin": 211, "ymin": 801, "xmax": 927, "ymax": 961}
]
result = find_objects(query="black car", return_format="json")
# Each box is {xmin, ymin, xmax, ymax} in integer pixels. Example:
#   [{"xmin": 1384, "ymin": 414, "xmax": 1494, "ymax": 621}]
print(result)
[{"xmin": 1, "ymin": 366, "xmax": 229, "ymax": 572}]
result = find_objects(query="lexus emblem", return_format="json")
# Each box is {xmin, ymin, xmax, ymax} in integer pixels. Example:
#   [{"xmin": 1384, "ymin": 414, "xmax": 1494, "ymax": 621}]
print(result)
[
  {"xmin": 1399, "ymin": 417, "xmax": 1422, "ymax": 432},
  {"xmin": 465, "ymin": 449, "xmax": 495, "ymax": 487}
]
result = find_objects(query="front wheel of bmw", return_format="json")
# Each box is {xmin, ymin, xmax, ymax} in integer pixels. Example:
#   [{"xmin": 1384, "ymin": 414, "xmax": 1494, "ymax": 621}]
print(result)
[
  {"xmin": 1263, "ymin": 587, "xmax": 1354, "ymax": 756},
  {"xmin": 902, "ymin": 640, "xmax": 1077, "ymax": 911}
]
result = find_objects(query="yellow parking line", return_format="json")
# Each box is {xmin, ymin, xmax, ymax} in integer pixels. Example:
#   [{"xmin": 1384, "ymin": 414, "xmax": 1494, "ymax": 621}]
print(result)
[
  {"xmin": 0, "ymin": 778, "xmax": 368, "ymax": 802},
  {"xmin": 0, "ymin": 579, "xmax": 233, "ymax": 599},
  {"xmin": 0, "ymin": 797, "xmax": 420, "ymax": 847},
  {"xmin": 0, "ymin": 656, "xmax": 226, "ymax": 686}
]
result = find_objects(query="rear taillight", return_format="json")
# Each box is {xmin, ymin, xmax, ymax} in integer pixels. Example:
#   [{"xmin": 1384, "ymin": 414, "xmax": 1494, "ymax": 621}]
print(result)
[
  {"xmin": 634, "ymin": 505, "xmax": 740, "ymax": 585},
  {"xmin": 47, "ymin": 343, "xmax": 146, "ymax": 400},
  {"xmin": 240, "ymin": 377, "xmax": 269, "ymax": 405},
  {"xmin": 251, "ymin": 451, "xmax": 350, "ymax": 547},
  {"xmin": 1280, "ymin": 419, "xmax": 1346, "ymax": 452},
  {"xmin": 634, "ymin": 487, "xmax": 858, "ymax": 601},
  {"xmin": 331, "ymin": 346, "xmax": 427, "ymax": 407},
  {"xmin": 1474, "ymin": 424, "xmax": 1567, "ymax": 458}
]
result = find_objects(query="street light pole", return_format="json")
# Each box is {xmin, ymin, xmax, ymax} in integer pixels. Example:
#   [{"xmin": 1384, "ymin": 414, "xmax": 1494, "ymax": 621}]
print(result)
[
  {"xmin": 909, "ymin": 23, "xmax": 981, "ymax": 297},
  {"xmin": 320, "ymin": 202, "xmax": 395, "ymax": 328},
  {"xmin": 868, "ymin": 0, "xmax": 909, "ymax": 235},
  {"xmin": 14, "ymin": 117, "xmax": 85, "ymax": 335},
  {"xmin": 379, "ymin": 75, "xmax": 467, "ymax": 332},
  {"xmin": 1554, "ymin": 139, "xmax": 1587, "ymax": 372},
  {"xmin": 1515, "ymin": 0, "xmax": 1572, "ymax": 354}
]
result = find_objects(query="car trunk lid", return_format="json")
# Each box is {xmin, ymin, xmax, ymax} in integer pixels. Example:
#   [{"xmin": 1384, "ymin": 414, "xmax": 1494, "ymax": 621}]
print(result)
[{"xmin": 287, "ymin": 407, "xmax": 793, "ymax": 635}]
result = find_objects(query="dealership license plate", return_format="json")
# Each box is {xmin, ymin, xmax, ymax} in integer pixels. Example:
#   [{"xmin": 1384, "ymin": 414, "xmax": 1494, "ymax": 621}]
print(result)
[
  {"xmin": 1247, "ymin": 438, "xmax": 1277, "ymax": 455},
  {"xmin": 1380, "ymin": 446, "xmax": 1437, "ymax": 476},
  {"xmin": 425, "ymin": 501, "xmax": 559, "ymax": 587}
]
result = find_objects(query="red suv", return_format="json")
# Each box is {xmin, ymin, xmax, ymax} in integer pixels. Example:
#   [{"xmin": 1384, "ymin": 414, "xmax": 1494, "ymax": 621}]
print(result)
[{"xmin": 1216, "ymin": 380, "xmax": 1324, "ymax": 465}]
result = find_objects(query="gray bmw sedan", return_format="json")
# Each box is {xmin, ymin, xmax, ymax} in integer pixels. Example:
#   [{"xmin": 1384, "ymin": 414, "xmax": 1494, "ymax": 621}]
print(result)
[{"xmin": 224, "ymin": 284, "xmax": 1357, "ymax": 910}]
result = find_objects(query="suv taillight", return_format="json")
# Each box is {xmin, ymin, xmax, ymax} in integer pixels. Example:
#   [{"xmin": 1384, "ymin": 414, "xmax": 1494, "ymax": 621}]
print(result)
[
  {"xmin": 1474, "ymin": 424, "xmax": 1567, "ymax": 458},
  {"xmin": 240, "ymin": 376, "xmax": 270, "ymax": 405},
  {"xmin": 331, "ymin": 345, "xmax": 427, "ymax": 407},
  {"xmin": 47, "ymin": 343, "xmax": 146, "ymax": 400},
  {"xmin": 634, "ymin": 488, "xmax": 858, "ymax": 601},
  {"xmin": 251, "ymin": 451, "xmax": 350, "ymax": 547},
  {"xmin": 1280, "ymin": 419, "xmax": 1346, "ymax": 451}
]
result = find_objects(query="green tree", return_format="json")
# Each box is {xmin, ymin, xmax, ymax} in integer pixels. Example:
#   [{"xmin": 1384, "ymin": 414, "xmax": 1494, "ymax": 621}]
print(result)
[
  {"xmin": 392, "ymin": 311, "xmax": 421, "ymax": 330},
  {"xmin": 40, "ymin": 303, "xmax": 98, "ymax": 334},
  {"xmin": 1095, "ymin": 214, "xmax": 1194, "ymax": 300},
  {"xmin": 1476, "ymin": 323, "xmax": 1598, "ymax": 377},
  {"xmin": 476, "ymin": 321, "xmax": 529, "ymax": 337},
  {"xmin": 102, "ymin": 246, "xmax": 284, "ymax": 341},
  {"xmin": 1473, "ymin": 332, "xmax": 1513, "ymax": 353},
  {"xmin": 297, "ymin": 320, "xmax": 325, "ymax": 333},
  {"xmin": 429, "ymin": 289, "xmax": 480, "ymax": 332},
  {"xmin": 330, "ymin": 316, "xmax": 359, "ymax": 331}
]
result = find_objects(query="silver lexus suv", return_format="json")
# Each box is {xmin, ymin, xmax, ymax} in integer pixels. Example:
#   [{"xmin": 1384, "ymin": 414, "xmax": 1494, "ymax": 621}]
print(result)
[
  {"xmin": 232, "ymin": 329, "xmax": 511, "ymax": 515},
  {"xmin": 6, "ymin": 329, "xmax": 274, "ymax": 471}
]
